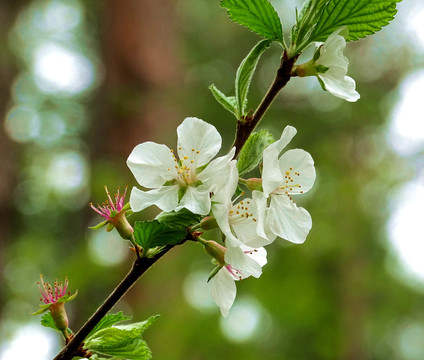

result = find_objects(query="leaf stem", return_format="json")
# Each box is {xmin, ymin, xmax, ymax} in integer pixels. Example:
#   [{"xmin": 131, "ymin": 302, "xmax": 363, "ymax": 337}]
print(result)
[
  {"xmin": 53, "ymin": 243, "xmax": 180, "ymax": 360},
  {"xmin": 232, "ymin": 50, "xmax": 298, "ymax": 158}
]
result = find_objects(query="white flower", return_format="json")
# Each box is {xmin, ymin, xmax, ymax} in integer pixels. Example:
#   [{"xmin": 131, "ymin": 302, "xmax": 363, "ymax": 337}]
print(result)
[
  {"xmin": 210, "ymin": 245, "xmax": 267, "ymax": 317},
  {"xmin": 127, "ymin": 117, "xmax": 236, "ymax": 215},
  {"xmin": 255, "ymin": 125, "xmax": 316, "ymax": 244},
  {"xmin": 315, "ymin": 27, "xmax": 360, "ymax": 102},
  {"xmin": 211, "ymin": 164, "xmax": 274, "ymax": 265}
]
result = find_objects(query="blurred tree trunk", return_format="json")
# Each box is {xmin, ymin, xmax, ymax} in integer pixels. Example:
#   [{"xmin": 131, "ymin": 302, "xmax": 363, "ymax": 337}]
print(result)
[
  {"xmin": 80, "ymin": 0, "xmax": 183, "ymax": 323},
  {"xmin": 94, "ymin": 0, "xmax": 182, "ymax": 158}
]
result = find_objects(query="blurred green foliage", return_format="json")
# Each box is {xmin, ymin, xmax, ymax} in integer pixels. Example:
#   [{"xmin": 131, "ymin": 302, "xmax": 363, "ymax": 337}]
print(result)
[{"xmin": 1, "ymin": 0, "xmax": 424, "ymax": 359}]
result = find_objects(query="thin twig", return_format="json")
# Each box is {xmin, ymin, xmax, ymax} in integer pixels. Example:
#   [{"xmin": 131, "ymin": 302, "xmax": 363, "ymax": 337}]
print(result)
[
  {"xmin": 53, "ymin": 244, "xmax": 177, "ymax": 360},
  {"xmin": 232, "ymin": 51, "xmax": 298, "ymax": 158}
]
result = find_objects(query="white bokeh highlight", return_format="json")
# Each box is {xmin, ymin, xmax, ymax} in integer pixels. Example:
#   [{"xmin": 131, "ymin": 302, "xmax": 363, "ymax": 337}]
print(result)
[
  {"xmin": 33, "ymin": 43, "xmax": 94, "ymax": 95},
  {"xmin": 388, "ymin": 180, "xmax": 424, "ymax": 281}
]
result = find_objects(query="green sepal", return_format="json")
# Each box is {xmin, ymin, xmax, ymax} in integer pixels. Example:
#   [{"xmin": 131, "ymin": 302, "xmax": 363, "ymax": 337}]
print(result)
[
  {"xmin": 84, "ymin": 315, "xmax": 159, "ymax": 360},
  {"xmin": 106, "ymin": 222, "xmax": 114, "ymax": 232},
  {"xmin": 317, "ymin": 75, "xmax": 326, "ymax": 91},
  {"xmin": 177, "ymin": 187, "xmax": 187, "ymax": 202},
  {"xmin": 235, "ymin": 184, "xmax": 244, "ymax": 197},
  {"xmin": 237, "ymin": 129, "xmax": 275, "ymax": 175},
  {"xmin": 89, "ymin": 219, "xmax": 109, "ymax": 230},
  {"xmin": 207, "ymin": 265, "xmax": 224, "ymax": 283},
  {"xmin": 235, "ymin": 39, "xmax": 271, "ymax": 119},
  {"xmin": 221, "ymin": 0, "xmax": 283, "ymax": 42},
  {"xmin": 133, "ymin": 220, "xmax": 187, "ymax": 254},
  {"xmin": 313, "ymin": 46, "xmax": 321, "ymax": 61},
  {"xmin": 57, "ymin": 290, "xmax": 78, "ymax": 304},
  {"xmin": 32, "ymin": 303, "xmax": 52, "ymax": 315},
  {"xmin": 209, "ymin": 84, "xmax": 237, "ymax": 117},
  {"xmin": 315, "ymin": 64, "xmax": 329, "ymax": 73},
  {"xmin": 122, "ymin": 202, "xmax": 131, "ymax": 211}
]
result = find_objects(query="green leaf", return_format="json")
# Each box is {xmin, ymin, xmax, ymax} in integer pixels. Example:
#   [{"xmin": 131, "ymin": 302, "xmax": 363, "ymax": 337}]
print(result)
[
  {"xmin": 87, "ymin": 312, "xmax": 132, "ymax": 339},
  {"xmin": 237, "ymin": 129, "xmax": 275, "ymax": 175},
  {"xmin": 133, "ymin": 220, "xmax": 187, "ymax": 253},
  {"xmin": 291, "ymin": 0, "xmax": 329, "ymax": 45},
  {"xmin": 40, "ymin": 312, "xmax": 73, "ymax": 335},
  {"xmin": 85, "ymin": 316, "xmax": 159, "ymax": 360},
  {"xmin": 209, "ymin": 84, "xmax": 237, "ymax": 117},
  {"xmin": 40, "ymin": 312, "xmax": 58, "ymax": 331},
  {"xmin": 310, "ymin": 0, "xmax": 402, "ymax": 42},
  {"xmin": 235, "ymin": 39, "xmax": 271, "ymax": 118},
  {"xmin": 156, "ymin": 208, "xmax": 202, "ymax": 231},
  {"xmin": 221, "ymin": 0, "xmax": 283, "ymax": 42}
]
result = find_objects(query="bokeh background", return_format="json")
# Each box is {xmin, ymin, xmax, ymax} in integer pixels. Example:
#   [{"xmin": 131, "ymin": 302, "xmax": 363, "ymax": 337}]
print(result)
[{"xmin": 1, "ymin": 0, "xmax": 424, "ymax": 359}]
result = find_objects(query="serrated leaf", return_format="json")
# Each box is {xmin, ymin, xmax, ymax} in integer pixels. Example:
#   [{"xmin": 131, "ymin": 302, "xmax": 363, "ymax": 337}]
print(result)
[
  {"xmin": 209, "ymin": 84, "xmax": 237, "ymax": 116},
  {"xmin": 291, "ymin": 0, "xmax": 330, "ymax": 45},
  {"xmin": 237, "ymin": 130, "xmax": 275, "ymax": 175},
  {"xmin": 155, "ymin": 208, "xmax": 202, "ymax": 231},
  {"xmin": 40, "ymin": 312, "xmax": 72, "ymax": 335},
  {"xmin": 221, "ymin": 0, "xmax": 283, "ymax": 42},
  {"xmin": 87, "ymin": 312, "xmax": 132, "ymax": 339},
  {"xmin": 85, "ymin": 316, "xmax": 159, "ymax": 360},
  {"xmin": 235, "ymin": 39, "xmax": 271, "ymax": 118},
  {"xmin": 133, "ymin": 220, "xmax": 187, "ymax": 252},
  {"xmin": 310, "ymin": 0, "xmax": 401, "ymax": 42}
]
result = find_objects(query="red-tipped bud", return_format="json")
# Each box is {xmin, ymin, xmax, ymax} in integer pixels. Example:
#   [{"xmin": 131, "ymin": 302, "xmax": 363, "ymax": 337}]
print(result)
[
  {"xmin": 200, "ymin": 216, "xmax": 218, "ymax": 230},
  {"xmin": 110, "ymin": 211, "xmax": 134, "ymax": 240},
  {"xmin": 204, "ymin": 240, "xmax": 226, "ymax": 266},
  {"xmin": 245, "ymin": 178, "xmax": 263, "ymax": 191},
  {"xmin": 49, "ymin": 302, "xmax": 69, "ymax": 338}
]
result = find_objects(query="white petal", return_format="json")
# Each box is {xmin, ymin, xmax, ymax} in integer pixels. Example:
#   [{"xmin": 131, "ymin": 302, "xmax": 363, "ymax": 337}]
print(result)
[
  {"xmin": 318, "ymin": 32, "xmax": 349, "ymax": 70},
  {"xmin": 177, "ymin": 185, "xmax": 211, "ymax": 215},
  {"xmin": 224, "ymin": 246, "xmax": 263, "ymax": 279},
  {"xmin": 210, "ymin": 268, "xmax": 236, "ymax": 317},
  {"xmin": 252, "ymin": 191, "xmax": 277, "ymax": 243},
  {"xmin": 213, "ymin": 201, "xmax": 242, "ymax": 248},
  {"xmin": 241, "ymin": 245, "xmax": 268, "ymax": 268},
  {"xmin": 198, "ymin": 148, "xmax": 237, "ymax": 195},
  {"xmin": 129, "ymin": 185, "xmax": 179, "ymax": 212},
  {"xmin": 230, "ymin": 198, "xmax": 273, "ymax": 248},
  {"xmin": 127, "ymin": 142, "xmax": 177, "ymax": 188},
  {"xmin": 319, "ymin": 71, "xmax": 360, "ymax": 102},
  {"xmin": 262, "ymin": 126, "xmax": 297, "ymax": 196},
  {"xmin": 177, "ymin": 117, "xmax": 222, "ymax": 167},
  {"xmin": 262, "ymin": 148, "xmax": 283, "ymax": 197},
  {"xmin": 267, "ymin": 194, "xmax": 312, "ymax": 244},
  {"xmin": 278, "ymin": 149, "xmax": 316, "ymax": 194},
  {"xmin": 265, "ymin": 125, "xmax": 297, "ymax": 155}
]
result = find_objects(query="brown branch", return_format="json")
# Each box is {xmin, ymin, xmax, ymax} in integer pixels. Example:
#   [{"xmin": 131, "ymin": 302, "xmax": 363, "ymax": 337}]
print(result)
[
  {"xmin": 232, "ymin": 51, "xmax": 298, "ymax": 158},
  {"xmin": 53, "ymin": 243, "xmax": 178, "ymax": 360}
]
